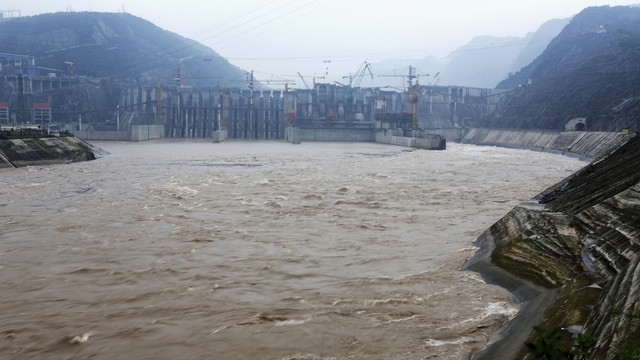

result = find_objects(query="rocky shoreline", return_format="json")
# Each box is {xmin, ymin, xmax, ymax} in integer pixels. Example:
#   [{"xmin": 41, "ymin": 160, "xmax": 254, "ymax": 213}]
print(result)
[
  {"xmin": 465, "ymin": 134, "xmax": 640, "ymax": 359},
  {"xmin": 0, "ymin": 136, "xmax": 106, "ymax": 168}
]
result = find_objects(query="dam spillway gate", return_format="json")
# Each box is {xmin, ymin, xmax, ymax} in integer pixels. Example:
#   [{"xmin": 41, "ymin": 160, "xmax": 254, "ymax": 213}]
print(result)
[
  {"xmin": 119, "ymin": 83, "xmax": 509, "ymax": 139},
  {"xmin": 1, "ymin": 74, "xmax": 509, "ymax": 139}
]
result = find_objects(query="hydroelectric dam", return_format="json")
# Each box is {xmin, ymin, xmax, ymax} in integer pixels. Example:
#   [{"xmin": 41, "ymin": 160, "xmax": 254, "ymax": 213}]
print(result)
[{"xmin": 63, "ymin": 81, "xmax": 509, "ymax": 147}]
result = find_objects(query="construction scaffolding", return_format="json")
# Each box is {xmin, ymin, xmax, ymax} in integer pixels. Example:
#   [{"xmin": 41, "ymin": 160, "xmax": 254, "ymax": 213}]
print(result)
[
  {"xmin": 0, "ymin": 102, "xmax": 8, "ymax": 124},
  {"xmin": 32, "ymin": 103, "xmax": 52, "ymax": 130}
]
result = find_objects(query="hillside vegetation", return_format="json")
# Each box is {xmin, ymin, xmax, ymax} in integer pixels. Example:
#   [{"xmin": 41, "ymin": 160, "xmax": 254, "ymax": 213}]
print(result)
[
  {"xmin": 0, "ymin": 12, "xmax": 246, "ymax": 87},
  {"xmin": 484, "ymin": 6, "xmax": 640, "ymax": 131}
]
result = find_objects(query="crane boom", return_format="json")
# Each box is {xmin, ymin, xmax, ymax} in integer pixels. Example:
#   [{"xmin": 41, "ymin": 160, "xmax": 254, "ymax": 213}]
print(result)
[
  {"xmin": 353, "ymin": 61, "xmax": 374, "ymax": 88},
  {"xmin": 297, "ymin": 72, "xmax": 311, "ymax": 90},
  {"xmin": 343, "ymin": 61, "xmax": 374, "ymax": 88}
]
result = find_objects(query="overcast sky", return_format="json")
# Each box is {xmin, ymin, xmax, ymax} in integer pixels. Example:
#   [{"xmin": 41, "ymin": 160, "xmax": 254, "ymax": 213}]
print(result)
[{"xmin": 5, "ymin": 0, "xmax": 639, "ymax": 84}]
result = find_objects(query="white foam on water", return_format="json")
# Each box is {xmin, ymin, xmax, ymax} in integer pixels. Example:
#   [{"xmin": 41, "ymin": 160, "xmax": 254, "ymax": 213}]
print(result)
[
  {"xmin": 425, "ymin": 336, "xmax": 473, "ymax": 347},
  {"xmin": 274, "ymin": 317, "xmax": 313, "ymax": 326}
]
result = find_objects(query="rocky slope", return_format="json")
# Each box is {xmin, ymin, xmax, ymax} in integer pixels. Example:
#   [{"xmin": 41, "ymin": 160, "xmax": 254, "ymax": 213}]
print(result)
[
  {"xmin": 0, "ymin": 136, "xmax": 104, "ymax": 168},
  {"xmin": 465, "ymin": 134, "xmax": 640, "ymax": 359},
  {"xmin": 484, "ymin": 5, "xmax": 640, "ymax": 131}
]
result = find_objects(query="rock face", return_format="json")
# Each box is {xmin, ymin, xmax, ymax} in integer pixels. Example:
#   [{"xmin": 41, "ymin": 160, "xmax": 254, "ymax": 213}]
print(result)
[
  {"xmin": 486, "ymin": 6, "xmax": 640, "ymax": 131},
  {"xmin": 0, "ymin": 136, "xmax": 104, "ymax": 168},
  {"xmin": 465, "ymin": 135, "xmax": 640, "ymax": 359}
]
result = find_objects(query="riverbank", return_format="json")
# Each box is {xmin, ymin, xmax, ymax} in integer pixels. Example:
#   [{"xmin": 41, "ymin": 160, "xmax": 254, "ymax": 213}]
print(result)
[
  {"xmin": 465, "ymin": 134, "xmax": 640, "ymax": 359},
  {"xmin": 458, "ymin": 128, "xmax": 633, "ymax": 160},
  {"xmin": 0, "ymin": 136, "xmax": 106, "ymax": 168}
]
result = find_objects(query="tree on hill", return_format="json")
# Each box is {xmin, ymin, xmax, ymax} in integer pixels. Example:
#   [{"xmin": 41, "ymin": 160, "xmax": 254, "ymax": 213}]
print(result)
[
  {"xmin": 0, "ymin": 11, "xmax": 247, "ymax": 87},
  {"xmin": 484, "ymin": 6, "xmax": 640, "ymax": 131}
]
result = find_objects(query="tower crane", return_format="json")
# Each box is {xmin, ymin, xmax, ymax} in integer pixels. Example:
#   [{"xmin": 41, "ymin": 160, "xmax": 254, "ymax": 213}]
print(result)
[
  {"xmin": 335, "ymin": 61, "xmax": 374, "ymax": 122},
  {"xmin": 378, "ymin": 66, "xmax": 429, "ymax": 130},
  {"xmin": 340, "ymin": 61, "xmax": 374, "ymax": 89}
]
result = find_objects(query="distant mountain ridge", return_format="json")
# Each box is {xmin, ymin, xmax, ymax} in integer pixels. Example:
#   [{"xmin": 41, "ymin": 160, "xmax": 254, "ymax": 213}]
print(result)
[
  {"xmin": 485, "ymin": 5, "xmax": 640, "ymax": 131},
  {"xmin": 371, "ymin": 18, "xmax": 569, "ymax": 88},
  {"xmin": 0, "ymin": 11, "xmax": 247, "ymax": 87}
]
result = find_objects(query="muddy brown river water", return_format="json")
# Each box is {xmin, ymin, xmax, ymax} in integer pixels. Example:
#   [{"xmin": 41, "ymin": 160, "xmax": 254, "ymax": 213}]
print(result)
[{"xmin": 0, "ymin": 140, "xmax": 586, "ymax": 359}]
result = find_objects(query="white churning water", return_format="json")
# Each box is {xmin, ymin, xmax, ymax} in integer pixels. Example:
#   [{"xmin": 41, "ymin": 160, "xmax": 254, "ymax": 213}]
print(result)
[{"xmin": 0, "ymin": 140, "xmax": 586, "ymax": 359}]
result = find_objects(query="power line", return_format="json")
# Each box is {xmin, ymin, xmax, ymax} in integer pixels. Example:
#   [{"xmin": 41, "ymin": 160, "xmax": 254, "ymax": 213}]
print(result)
[
  {"xmin": 184, "ymin": 0, "xmax": 278, "ymax": 40},
  {"xmin": 208, "ymin": 0, "xmax": 323, "ymax": 49},
  {"xmin": 192, "ymin": 0, "xmax": 298, "ymax": 45},
  {"xmin": 214, "ymin": 0, "xmax": 339, "ymax": 52}
]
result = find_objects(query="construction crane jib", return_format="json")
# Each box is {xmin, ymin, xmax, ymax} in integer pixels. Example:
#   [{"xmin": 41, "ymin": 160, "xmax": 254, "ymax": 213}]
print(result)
[
  {"xmin": 351, "ymin": 61, "xmax": 374, "ymax": 88},
  {"xmin": 379, "ymin": 66, "xmax": 428, "ymax": 130}
]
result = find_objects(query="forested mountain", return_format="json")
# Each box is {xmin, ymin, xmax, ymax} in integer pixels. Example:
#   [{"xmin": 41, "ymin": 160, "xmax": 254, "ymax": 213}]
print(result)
[
  {"xmin": 485, "ymin": 6, "xmax": 640, "ymax": 131},
  {"xmin": 0, "ymin": 11, "xmax": 247, "ymax": 87}
]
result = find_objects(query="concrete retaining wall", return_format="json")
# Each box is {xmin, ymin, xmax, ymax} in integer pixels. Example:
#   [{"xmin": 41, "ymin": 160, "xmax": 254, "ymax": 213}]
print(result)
[
  {"xmin": 131, "ymin": 125, "xmax": 164, "ymax": 141},
  {"xmin": 72, "ymin": 129, "xmax": 130, "ymax": 141},
  {"xmin": 461, "ymin": 128, "xmax": 633, "ymax": 160},
  {"xmin": 284, "ymin": 127, "xmax": 446, "ymax": 150},
  {"xmin": 73, "ymin": 125, "xmax": 164, "ymax": 142},
  {"xmin": 375, "ymin": 131, "xmax": 414, "ymax": 147},
  {"xmin": 375, "ymin": 131, "xmax": 446, "ymax": 150},
  {"xmin": 287, "ymin": 127, "xmax": 375, "ymax": 142}
]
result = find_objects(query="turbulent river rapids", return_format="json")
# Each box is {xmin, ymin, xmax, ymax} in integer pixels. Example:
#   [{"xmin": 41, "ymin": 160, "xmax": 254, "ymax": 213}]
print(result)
[{"xmin": 0, "ymin": 140, "xmax": 586, "ymax": 359}]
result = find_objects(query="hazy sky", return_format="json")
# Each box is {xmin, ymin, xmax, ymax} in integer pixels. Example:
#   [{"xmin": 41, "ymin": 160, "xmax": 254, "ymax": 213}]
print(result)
[{"xmin": 5, "ymin": 0, "xmax": 639, "ymax": 84}]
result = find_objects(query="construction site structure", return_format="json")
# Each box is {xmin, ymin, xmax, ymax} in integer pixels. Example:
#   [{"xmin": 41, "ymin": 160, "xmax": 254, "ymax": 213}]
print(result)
[
  {"xmin": 104, "ymin": 81, "xmax": 508, "ymax": 140},
  {"xmin": 0, "ymin": 54, "xmax": 509, "ymax": 140},
  {"xmin": 0, "ymin": 10, "xmax": 20, "ymax": 21}
]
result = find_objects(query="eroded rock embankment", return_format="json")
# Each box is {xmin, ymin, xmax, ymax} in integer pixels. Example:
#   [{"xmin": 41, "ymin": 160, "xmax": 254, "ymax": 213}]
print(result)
[
  {"xmin": 0, "ymin": 136, "xmax": 104, "ymax": 168},
  {"xmin": 465, "ymin": 135, "xmax": 640, "ymax": 359}
]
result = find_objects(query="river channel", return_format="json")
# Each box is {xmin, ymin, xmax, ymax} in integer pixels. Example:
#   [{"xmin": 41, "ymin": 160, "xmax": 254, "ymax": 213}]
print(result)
[{"xmin": 0, "ymin": 140, "xmax": 586, "ymax": 359}]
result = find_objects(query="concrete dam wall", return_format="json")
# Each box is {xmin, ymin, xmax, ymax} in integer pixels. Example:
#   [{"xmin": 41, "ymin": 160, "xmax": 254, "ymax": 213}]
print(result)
[
  {"xmin": 2, "ymin": 78, "xmax": 507, "ymax": 141},
  {"xmin": 130, "ymin": 84, "xmax": 507, "ymax": 140}
]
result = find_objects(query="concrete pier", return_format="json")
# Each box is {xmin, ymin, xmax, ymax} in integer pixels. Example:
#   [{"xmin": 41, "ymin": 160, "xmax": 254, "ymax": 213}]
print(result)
[
  {"xmin": 285, "ymin": 126, "xmax": 446, "ymax": 150},
  {"xmin": 212, "ymin": 130, "xmax": 228, "ymax": 143},
  {"xmin": 375, "ymin": 130, "xmax": 446, "ymax": 150}
]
